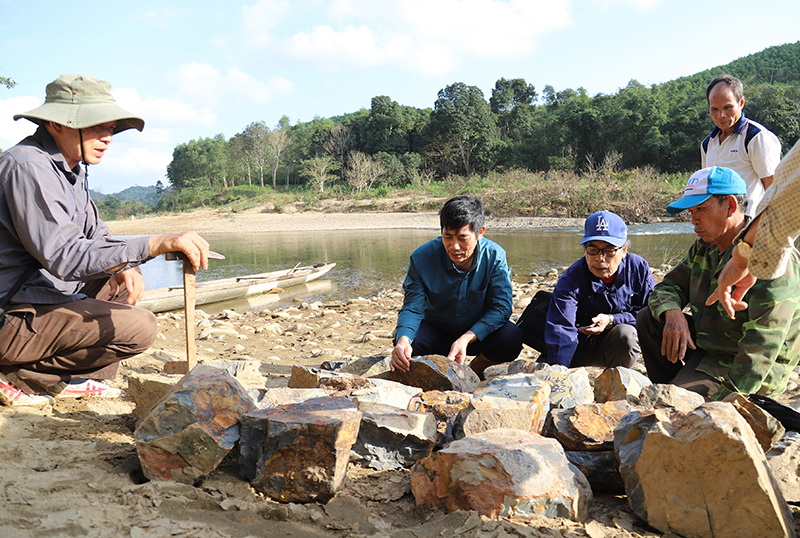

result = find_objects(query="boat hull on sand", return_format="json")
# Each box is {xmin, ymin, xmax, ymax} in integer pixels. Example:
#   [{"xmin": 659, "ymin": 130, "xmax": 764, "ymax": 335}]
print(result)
[{"xmin": 136, "ymin": 262, "xmax": 336, "ymax": 313}]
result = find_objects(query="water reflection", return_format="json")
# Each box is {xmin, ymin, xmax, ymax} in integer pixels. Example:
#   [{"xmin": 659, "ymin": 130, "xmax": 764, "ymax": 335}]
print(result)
[{"xmin": 138, "ymin": 223, "xmax": 695, "ymax": 309}]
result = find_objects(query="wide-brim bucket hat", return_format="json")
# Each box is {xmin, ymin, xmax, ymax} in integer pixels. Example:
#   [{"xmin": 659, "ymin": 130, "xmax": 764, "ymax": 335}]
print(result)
[{"xmin": 13, "ymin": 74, "xmax": 144, "ymax": 134}]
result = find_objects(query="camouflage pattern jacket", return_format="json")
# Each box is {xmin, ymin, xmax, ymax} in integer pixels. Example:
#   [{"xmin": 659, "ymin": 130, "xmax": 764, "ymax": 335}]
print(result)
[{"xmin": 648, "ymin": 238, "xmax": 800, "ymax": 400}]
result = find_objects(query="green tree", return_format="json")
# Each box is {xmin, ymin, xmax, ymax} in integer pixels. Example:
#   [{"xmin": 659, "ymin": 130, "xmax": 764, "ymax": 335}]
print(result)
[
  {"xmin": 429, "ymin": 82, "xmax": 499, "ymax": 176},
  {"xmin": 490, "ymin": 77, "xmax": 537, "ymax": 140},
  {"xmin": 207, "ymin": 134, "xmax": 232, "ymax": 191},
  {"xmin": 745, "ymin": 83, "xmax": 800, "ymax": 151},
  {"xmin": 0, "ymin": 74, "xmax": 15, "ymax": 89}
]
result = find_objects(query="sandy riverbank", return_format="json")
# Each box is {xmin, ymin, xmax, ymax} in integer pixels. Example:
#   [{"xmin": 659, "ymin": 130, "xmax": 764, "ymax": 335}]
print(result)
[{"xmin": 106, "ymin": 206, "xmax": 585, "ymax": 236}]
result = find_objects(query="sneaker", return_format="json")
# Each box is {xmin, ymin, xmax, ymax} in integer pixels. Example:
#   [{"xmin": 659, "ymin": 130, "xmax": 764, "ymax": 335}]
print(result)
[
  {"xmin": 0, "ymin": 373, "xmax": 54, "ymax": 407},
  {"xmin": 48, "ymin": 378, "xmax": 122, "ymax": 399}
]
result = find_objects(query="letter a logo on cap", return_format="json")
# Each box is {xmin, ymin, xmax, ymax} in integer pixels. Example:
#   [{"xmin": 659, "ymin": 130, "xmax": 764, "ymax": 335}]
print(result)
[{"xmin": 596, "ymin": 216, "xmax": 610, "ymax": 232}]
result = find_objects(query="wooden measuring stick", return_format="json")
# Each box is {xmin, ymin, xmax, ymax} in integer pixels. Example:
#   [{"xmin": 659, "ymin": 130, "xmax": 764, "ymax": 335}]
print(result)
[
  {"xmin": 162, "ymin": 252, "xmax": 198, "ymax": 375},
  {"xmin": 162, "ymin": 250, "xmax": 224, "ymax": 374},
  {"xmin": 182, "ymin": 258, "xmax": 197, "ymax": 371}
]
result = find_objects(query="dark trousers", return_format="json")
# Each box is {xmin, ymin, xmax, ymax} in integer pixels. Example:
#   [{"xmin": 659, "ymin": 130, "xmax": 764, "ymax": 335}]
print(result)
[
  {"xmin": 517, "ymin": 291, "xmax": 640, "ymax": 368},
  {"xmin": 0, "ymin": 273, "xmax": 157, "ymax": 394},
  {"xmin": 636, "ymin": 307, "xmax": 721, "ymax": 398},
  {"xmin": 408, "ymin": 319, "xmax": 523, "ymax": 364}
]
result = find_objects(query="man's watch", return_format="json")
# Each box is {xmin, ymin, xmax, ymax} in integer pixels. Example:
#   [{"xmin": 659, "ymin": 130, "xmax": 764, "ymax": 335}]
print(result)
[{"xmin": 736, "ymin": 239, "xmax": 752, "ymax": 259}]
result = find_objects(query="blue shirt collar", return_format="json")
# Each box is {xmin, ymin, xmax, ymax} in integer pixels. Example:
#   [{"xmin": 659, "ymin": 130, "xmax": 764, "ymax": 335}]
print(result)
[
  {"xmin": 444, "ymin": 236, "xmax": 484, "ymax": 275},
  {"xmin": 708, "ymin": 114, "xmax": 747, "ymax": 139}
]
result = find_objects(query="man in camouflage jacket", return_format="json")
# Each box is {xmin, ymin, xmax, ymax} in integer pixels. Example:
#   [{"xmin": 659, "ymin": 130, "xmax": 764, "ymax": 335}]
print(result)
[{"xmin": 637, "ymin": 166, "xmax": 800, "ymax": 400}]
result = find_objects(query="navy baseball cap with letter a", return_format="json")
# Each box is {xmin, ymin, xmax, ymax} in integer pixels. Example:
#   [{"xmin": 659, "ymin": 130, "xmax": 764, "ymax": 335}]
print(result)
[
  {"xmin": 666, "ymin": 167, "xmax": 747, "ymax": 214},
  {"xmin": 581, "ymin": 211, "xmax": 628, "ymax": 248}
]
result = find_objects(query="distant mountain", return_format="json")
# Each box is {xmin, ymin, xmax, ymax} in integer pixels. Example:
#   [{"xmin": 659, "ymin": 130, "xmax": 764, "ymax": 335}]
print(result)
[{"xmin": 90, "ymin": 185, "xmax": 160, "ymax": 206}]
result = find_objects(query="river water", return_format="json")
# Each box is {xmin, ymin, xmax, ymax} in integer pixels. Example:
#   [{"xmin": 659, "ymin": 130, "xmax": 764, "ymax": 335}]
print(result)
[{"xmin": 138, "ymin": 222, "xmax": 695, "ymax": 311}]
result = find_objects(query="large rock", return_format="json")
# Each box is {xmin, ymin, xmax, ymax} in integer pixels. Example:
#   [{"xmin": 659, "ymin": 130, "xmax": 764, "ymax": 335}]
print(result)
[
  {"xmin": 375, "ymin": 355, "xmax": 479, "ymax": 393},
  {"xmin": 209, "ymin": 359, "xmax": 266, "ymax": 388},
  {"xmin": 408, "ymin": 390, "xmax": 473, "ymax": 448},
  {"xmin": 411, "ymin": 428, "xmax": 592, "ymax": 521},
  {"xmin": 506, "ymin": 357, "xmax": 543, "ymax": 375},
  {"xmin": 722, "ymin": 392, "xmax": 785, "ymax": 452},
  {"xmin": 593, "ymin": 367, "xmax": 652, "ymax": 404},
  {"xmin": 564, "ymin": 451, "xmax": 624, "ymax": 494},
  {"xmin": 126, "ymin": 372, "xmax": 181, "ymax": 419},
  {"xmin": 766, "ymin": 432, "xmax": 800, "ymax": 503},
  {"xmin": 513, "ymin": 364, "xmax": 594, "ymax": 409},
  {"xmin": 239, "ymin": 396, "xmax": 361, "ymax": 503},
  {"xmin": 352, "ymin": 401, "xmax": 437, "ymax": 470},
  {"xmin": 546, "ymin": 400, "xmax": 641, "ymax": 452},
  {"xmin": 343, "ymin": 378, "xmax": 422, "ymax": 410},
  {"xmin": 287, "ymin": 364, "xmax": 355, "ymax": 388},
  {"xmin": 251, "ymin": 387, "xmax": 327, "ymax": 409},
  {"xmin": 338, "ymin": 355, "xmax": 393, "ymax": 377},
  {"xmin": 134, "ymin": 364, "xmax": 254, "ymax": 484},
  {"xmin": 455, "ymin": 374, "xmax": 550, "ymax": 438},
  {"xmin": 637, "ymin": 383, "xmax": 704, "ymax": 413},
  {"xmin": 615, "ymin": 403, "xmax": 795, "ymax": 538}
]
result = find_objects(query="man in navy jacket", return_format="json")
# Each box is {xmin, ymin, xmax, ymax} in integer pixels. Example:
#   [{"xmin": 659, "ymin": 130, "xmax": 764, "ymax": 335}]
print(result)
[{"xmin": 518, "ymin": 211, "xmax": 655, "ymax": 368}]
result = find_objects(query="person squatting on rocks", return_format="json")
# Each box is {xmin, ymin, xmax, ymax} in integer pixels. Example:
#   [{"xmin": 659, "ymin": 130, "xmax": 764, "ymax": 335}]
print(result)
[
  {"xmin": 702, "ymin": 74, "xmax": 781, "ymax": 218},
  {"xmin": 638, "ymin": 166, "xmax": 800, "ymax": 400},
  {"xmin": 517, "ymin": 211, "xmax": 655, "ymax": 369},
  {"xmin": 0, "ymin": 74, "xmax": 211, "ymax": 406},
  {"xmin": 390, "ymin": 195, "xmax": 523, "ymax": 380}
]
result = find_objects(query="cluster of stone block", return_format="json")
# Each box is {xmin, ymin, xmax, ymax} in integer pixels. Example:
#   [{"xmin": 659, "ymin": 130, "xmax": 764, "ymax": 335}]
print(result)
[{"xmin": 132, "ymin": 356, "xmax": 800, "ymax": 535}]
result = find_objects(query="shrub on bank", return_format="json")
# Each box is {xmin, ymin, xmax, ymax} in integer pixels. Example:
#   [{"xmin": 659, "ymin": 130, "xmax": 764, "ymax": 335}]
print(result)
[{"xmin": 107, "ymin": 167, "xmax": 686, "ymax": 223}]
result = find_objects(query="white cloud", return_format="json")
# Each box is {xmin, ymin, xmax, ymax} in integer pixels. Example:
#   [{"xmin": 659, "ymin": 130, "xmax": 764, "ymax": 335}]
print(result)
[
  {"xmin": 226, "ymin": 68, "xmax": 295, "ymax": 104},
  {"xmin": 140, "ymin": 7, "xmax": 191, "ymax": 30},
  {"xmin": 288, "ymin": 25, "xmax": 407, "ymax": 68},
  {"xmin": 396, "ymin": 0, "xmax": 571, "ymax": 57},
  {"xmin": 589, "ymin": 0, "xmax": 663, "ymax": 11},
  {"xmin": 0, "ymin": 96, "xmax": 40, "ymax": 149},
  {"xmin": 240, "ymin": 0, "xmax": 572, "ymax": 76},
  {"xmin": 170, "ymin": 62, "xmax": 294, "ymax": 107},
  {"xmin": 114, "ymin": 86, "xmax": 217, "ymax": 127},
  {"xmin": 103, "ymin": 146, "xmax": 172, "ymax": 175},
  {"xmin": 241, "ymin": 0, "xmax": 293, "ymax": 49}
]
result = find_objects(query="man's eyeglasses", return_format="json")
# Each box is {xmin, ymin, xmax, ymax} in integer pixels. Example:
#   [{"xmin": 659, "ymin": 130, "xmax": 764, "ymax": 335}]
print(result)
[{"xmin": 584, "ymin": 245, "xmax": 620, "ymax": 257}]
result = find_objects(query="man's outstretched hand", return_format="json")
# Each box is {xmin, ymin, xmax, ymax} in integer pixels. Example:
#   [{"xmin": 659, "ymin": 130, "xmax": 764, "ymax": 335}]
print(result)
[{"xmin": 706, "ymin": 247, "xmax": 754, "ymax": 319}]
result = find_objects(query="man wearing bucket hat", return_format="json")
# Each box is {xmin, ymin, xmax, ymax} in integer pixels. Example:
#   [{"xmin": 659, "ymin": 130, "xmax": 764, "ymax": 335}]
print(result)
[
  {"xmin": 638, "ymin": 166, "xmax": 800, "ymax": 400},
  {"xmin": 0, "ymin": 74, "xmax": 211, "ymax": 406},
  {"xmin": 517, "ymin": 211, "xmax": 655, "ymax": 368}
]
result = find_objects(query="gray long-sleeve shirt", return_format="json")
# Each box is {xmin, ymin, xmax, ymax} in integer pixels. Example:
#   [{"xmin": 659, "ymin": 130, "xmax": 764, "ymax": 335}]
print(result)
[{"xmin": 0, "ymin": 127, "xmax": 151, "ymax": 304}]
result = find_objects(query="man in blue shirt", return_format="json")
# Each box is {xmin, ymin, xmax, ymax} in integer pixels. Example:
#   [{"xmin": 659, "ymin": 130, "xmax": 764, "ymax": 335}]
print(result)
[
  {"xmin": 391, "ymin": 196, "xmax": 522, "ymax": 379},
  {"xmin": 518, "ymin": 211, "xmax": 655, "ymax": 368}
]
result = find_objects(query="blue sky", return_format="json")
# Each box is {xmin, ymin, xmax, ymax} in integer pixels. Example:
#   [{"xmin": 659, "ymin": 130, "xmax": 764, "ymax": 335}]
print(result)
[{"xmin": 1, "ymin": 0, "xmax": 798, "ymax": 194}]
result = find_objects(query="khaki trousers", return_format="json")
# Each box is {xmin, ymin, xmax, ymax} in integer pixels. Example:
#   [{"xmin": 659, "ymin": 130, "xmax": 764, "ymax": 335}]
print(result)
[{"xmin": 0, "ymin": 275, "xmax": 157, "ymax": 394}]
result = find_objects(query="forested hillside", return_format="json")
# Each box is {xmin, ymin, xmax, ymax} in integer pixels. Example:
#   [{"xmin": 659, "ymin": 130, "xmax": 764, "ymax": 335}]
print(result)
[{"xmin": 151, "ymin": 41, "xmax": 800, "ymax": 213}]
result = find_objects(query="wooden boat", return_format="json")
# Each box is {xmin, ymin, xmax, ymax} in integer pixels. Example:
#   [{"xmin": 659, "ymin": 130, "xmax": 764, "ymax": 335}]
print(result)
[{"xmin": 136, "ymin": 262, "xmax": 336, "ymax": 313}]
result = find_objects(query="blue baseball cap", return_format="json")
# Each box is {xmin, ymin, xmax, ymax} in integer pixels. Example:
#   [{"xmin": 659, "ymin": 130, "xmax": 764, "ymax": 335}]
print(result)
[
  {"xmin": 666, "ymin": 167, "xmax": 747, "ymax": 214},
  {"xmin": 581, "ymin": 211, "xmax": 628, "ymax": 248}
]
